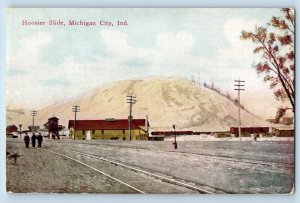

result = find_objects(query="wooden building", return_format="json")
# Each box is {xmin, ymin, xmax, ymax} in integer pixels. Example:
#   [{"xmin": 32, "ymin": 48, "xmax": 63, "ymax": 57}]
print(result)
[
  {"xmin": 44, "ymin": 117, "xmax": 63, "ymax": 139},
  {"xmin": 271, "ymin": 126, "xmax": 294, "ymax": 137},
  {"xmin": 68, "ymin": 118, "xmax": 149, "ymax": 140}
]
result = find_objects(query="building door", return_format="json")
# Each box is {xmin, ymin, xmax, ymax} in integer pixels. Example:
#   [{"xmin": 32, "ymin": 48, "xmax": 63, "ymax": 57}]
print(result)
[{"xmin": 86, "ymin": 131, "xmax": 91, "ymax": 140}]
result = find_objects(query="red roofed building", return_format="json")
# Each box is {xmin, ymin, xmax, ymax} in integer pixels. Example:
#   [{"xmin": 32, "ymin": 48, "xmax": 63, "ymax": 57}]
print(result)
[
  {"xmin": 6, "ymin": 125, "xmax": 18, "ymax": 134},
  {"xmin": 68, "ymin": 118, "xmax": 149, "ymax": 140}
]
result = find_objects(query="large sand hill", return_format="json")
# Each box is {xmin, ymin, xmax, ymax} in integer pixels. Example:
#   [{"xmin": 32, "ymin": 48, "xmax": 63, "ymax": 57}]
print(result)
[{"xmin": 6, "ymin": 77, "xmax": 269, "ymax": 131}]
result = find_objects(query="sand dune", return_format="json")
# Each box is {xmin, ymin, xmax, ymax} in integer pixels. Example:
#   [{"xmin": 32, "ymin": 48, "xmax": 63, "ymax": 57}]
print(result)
[{"xmin": 6, "ymin": 77, "xmax": 269, "ymax": 131}]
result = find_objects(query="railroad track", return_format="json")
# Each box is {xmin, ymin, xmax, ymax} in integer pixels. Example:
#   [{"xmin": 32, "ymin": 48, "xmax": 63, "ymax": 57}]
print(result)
[
  {"xmin": 57, "ymin": 141, "xmax": 294, "ymax": 169},
  {"xmin": 41, "ymin": 148, "xmax": 146, "ymax": 194},
  {"xmin": 7, "ymin": 139, "xmax": 294, "ymax": 171},
  {"xmin": 42, "ymin": 148, "xmax": 218, "ymax": 194}
]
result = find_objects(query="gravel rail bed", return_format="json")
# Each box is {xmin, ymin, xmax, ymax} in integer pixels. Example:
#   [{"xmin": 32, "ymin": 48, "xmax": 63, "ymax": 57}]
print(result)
[
  {"xmin": 49, "ymin": 148, "xmax": 215, "ymax": 194},
  {"xmin": 7, "ymin": 142, "xmax": 137, "ymax": 193},
  {"xmin": 7, "ymin": 139, "xmax": 294, "ymax": 194}
]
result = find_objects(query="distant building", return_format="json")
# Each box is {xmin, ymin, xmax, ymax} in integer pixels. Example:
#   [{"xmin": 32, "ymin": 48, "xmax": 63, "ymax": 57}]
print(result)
[
  {"xmin": 6, "ymin": 125, "xmax": 18, "ymax": 138},
  {"xmin": 44, "ymin": 117, "xmax": 64, "ymax": 139},
  {"xmin": 281, "ymin": 117, "xmax": 294, "ymax": 125},
  {"xmin": 271, "ymin": 125, "xmax": 294, "ymax": 137},
  {"xmin": 28, "ymin": 125, "xmax": 40, "ymax": 132},
  {"xmin": 68, "ymin": 118, "xmax": 149, "ymax": 140},
  {"xmin": 6, "ymin": 125, "xmax": 18, "ymax": 134}
]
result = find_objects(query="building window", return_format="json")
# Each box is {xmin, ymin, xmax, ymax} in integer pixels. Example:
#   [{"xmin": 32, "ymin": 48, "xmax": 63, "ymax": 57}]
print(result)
[
  {"xmin": 82, "ymin": 130, "xmax": 85, "ymax": 134},
  {"xmin": 102, "ymin": 130, "xmax": 104, "ymax": 134},
  {"xmin": 92, "ymin": 130, "xmax": 95, "ymax": 134},
  {"xmin": 123, "ymin": 129, "xmax": 125, "ymax": 134}
]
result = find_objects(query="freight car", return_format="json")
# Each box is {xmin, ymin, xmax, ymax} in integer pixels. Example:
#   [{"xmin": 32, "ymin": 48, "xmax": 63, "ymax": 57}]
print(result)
[{"xmin": 230, "ymin": 127, "xmax": 269, "ymax": 137}]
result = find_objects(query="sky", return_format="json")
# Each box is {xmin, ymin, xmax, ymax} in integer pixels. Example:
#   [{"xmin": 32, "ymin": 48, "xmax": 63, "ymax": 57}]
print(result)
[{"xmin": 6, "ymin": 8, "xmax": 288, "ymax": 115}]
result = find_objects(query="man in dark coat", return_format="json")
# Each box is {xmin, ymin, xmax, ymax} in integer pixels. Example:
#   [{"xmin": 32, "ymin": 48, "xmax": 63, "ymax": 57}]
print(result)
[
  {"xmin": 37, "ymin": 133, "xmax": 43, "ymax": 148},
  {"xmin": 31, "ymin": 133, "xmax": 37, "ymax": 147},
  {"xmin": 24, "ymin": 133, "xmax": 30, "ymax": 148}
]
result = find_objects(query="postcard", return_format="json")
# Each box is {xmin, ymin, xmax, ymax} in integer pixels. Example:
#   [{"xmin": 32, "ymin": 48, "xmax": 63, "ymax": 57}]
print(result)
[{"xmin": 6, "ymin": 8, "xmax": 294, "ymax": 194}]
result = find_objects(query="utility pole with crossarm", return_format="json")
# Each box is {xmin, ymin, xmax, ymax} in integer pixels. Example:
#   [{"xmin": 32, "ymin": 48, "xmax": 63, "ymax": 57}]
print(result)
[
  {"xmin": 126, "ymin": 95, "xmax": 137, "ymax": 141},
  {"xmin": 72, "ymin": 105, "xmax": 80, "ymax": 140},
  {"xmin": 234, "ymin": 79, "xmax": 245, "ymax": 140},
  {"xmin": 30, "ymin": 110, "xmax": 37, "ymax": 133}
]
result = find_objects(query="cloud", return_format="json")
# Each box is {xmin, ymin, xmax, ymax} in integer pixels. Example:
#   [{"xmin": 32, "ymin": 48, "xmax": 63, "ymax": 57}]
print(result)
[
  {"xmin": 40, "ymin": 78, "xmax": 71, "ymax": 87},
  {"xmin": 99, "ymin": 30, "xmax": 200, "ymax": 76},
  {"xmin": 211, "ymin": 18, "xmax": 259, "ymax": 76},
  {"xmin": 99, "ymin": 29, "xmax": 154, "ymax": 59},
  {"xmin": 219, "ymin": 18, "xmax": 258, "ymax": 62},
  {"xmin": 156, "ymin": 31, "xmax": 195, "ymax": 56},
  {"xmin": 100, "ymin": 29, "xmax": 129, "ymax": 56},
  {"xmin": 7, "ymin": 31, "xmax": 53, "ymax": 71},
  {"xmin": 99, "ymin": 30, "xmax": 197, "ymax": 67},
  {"xmin": 7, "ymin": 68, "xmax": 29, "ymax": 76},
  {"xmin": 223, "ymin": 18, "xmax": 257, "ymax": 46},
  {"xmin": 121, "ymin": 57, "xmax": 151, "ymax": 67}
]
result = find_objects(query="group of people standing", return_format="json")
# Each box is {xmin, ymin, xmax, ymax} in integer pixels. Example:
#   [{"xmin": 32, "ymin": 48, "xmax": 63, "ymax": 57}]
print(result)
[{"xmin": 24, "ymin": 133, "xmax": 43, "ymax": 148}]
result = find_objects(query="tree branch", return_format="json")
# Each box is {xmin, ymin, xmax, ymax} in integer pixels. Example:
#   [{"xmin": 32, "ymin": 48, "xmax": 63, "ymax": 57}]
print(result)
[{"xmin": 254, "ymin": 34, "xmax": 295, "ymax": 108}]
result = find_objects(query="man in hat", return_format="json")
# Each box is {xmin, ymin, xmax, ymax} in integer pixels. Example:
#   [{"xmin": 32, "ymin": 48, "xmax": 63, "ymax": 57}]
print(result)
[
  {"xmin": 31, "ymin": 133, "xmax": 37, "ymax": 147},
  {"xmin": 37, "ymin": 133, "xmax": 43, "ymax": 148},
  {"xmin": 24, "ymin": 133, "xmax": 30, "ymax": 148}
]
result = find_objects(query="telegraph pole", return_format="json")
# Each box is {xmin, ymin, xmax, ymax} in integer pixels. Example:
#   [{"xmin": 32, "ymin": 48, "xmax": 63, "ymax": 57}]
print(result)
[
  {"xmin": 30, "ymin": 110, "xmax": 37, "ymax": 133},
  {"xmin": 72, "ymin": 105, "xmax": 80, "ymax": 140},
  {"xmin": 126, "ymin": 95, "xmax": 137, "ymax": 141},
  {"xmin": 234, "ymin": 79, "xmax": 245, "ymax": 140}
]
